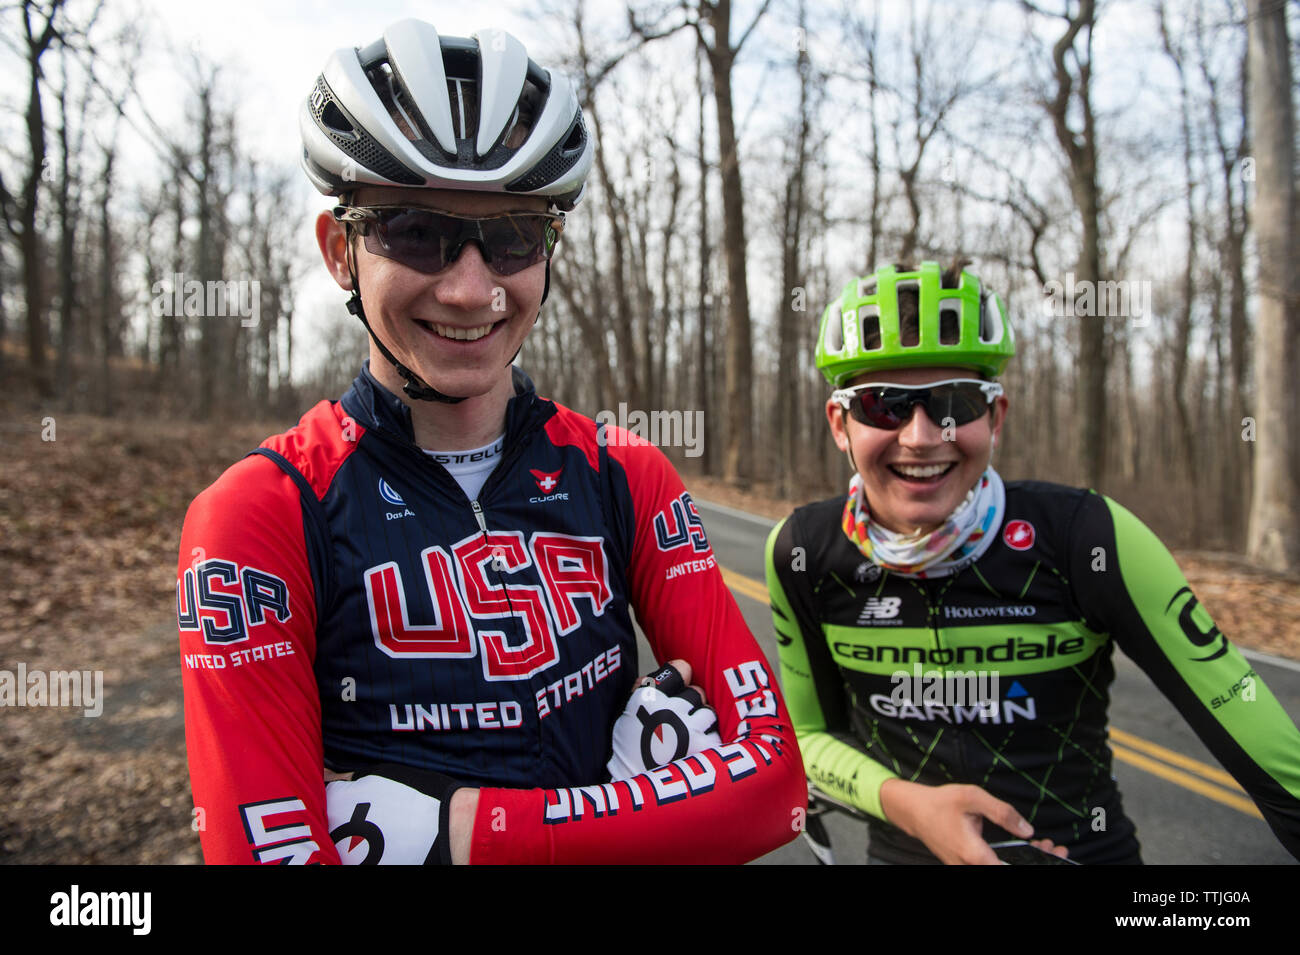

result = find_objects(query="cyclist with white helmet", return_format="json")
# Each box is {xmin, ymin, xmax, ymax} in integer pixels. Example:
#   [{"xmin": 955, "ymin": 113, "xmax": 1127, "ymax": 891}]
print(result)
[
  {"xmin": 766, "ymin": 261, "xmax": 1300, "ymax": 864},
  {"xmin": 179, "ymin": 19, "xmax": 803, "ymax": 865}
]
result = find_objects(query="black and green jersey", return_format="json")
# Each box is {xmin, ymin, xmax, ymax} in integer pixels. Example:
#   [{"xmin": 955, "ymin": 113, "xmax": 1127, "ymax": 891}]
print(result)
[{"xmin": 766, "ymin": 481, "xmax": 1300, "ymax": 864}]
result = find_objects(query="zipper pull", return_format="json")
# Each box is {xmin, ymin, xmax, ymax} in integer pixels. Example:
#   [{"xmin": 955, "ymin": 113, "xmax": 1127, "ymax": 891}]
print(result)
[
  {"xmin": 472, "ymin": 500, "xmax": 508, "ymax": 573},
  {"xmin": 470, "ymin": 499, "xmax": 488, "ymax": 534}
]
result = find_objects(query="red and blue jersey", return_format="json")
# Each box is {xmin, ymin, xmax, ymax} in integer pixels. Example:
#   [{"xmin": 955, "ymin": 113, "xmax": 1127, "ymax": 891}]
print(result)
[{"xmin": 179, "ymin": 364, "xmax": 803, "ymax": 863}]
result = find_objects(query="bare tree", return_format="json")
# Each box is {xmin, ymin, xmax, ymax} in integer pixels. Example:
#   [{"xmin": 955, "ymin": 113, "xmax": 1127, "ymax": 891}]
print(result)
[
  {"xmin": 0, "ymin": 0, "xmax": 67, "ymax": 398},
  {"xmin": 582, "ymin": 88, "xmax": 642, "ymax": 410},
  {"xmin": 694, "ymin": 44, "xmax": 716, "ymax": 474},
  {"xmin": 188, "ymin": 63, "xmax": 237, "ymax": 419},
  {"xmin": 232, "ymin": 162, "xmax": 301, "ymax": 410},
  {"xmin": 1158, "ymin": 2, "xmax": 1203, "ymax": 529},
  {"xmin": 1195, "ymin": 0, "xmax": 1252, "ymax": 544},
  {"xmin": 630, "ymin": 0, "xmax": 773, "ymax": 486},
  {"xmin": 655, "ymin": 124, "xmax": 684, "ymax": 414},
  {"xmin": 1244, "ymin": 0, "xmax": 1298, "ymax": 570},
  {"xmin": 1025, "ymin": 0, "xmax": 1107, "ymax": 489},
  {"xmin": 53, "ymin": 47, "xmax": 80, "ymax": 398},
  {"xmin": 772, "ymin": 0, "xmax": 818, "ymax": 496},
  {"xmin": 861, "ymin": 3, "xmax": 882, "ymax": 271},
  {"xmin": 891, "ymin": 2, "xmax": 986, "ymax": 262}
]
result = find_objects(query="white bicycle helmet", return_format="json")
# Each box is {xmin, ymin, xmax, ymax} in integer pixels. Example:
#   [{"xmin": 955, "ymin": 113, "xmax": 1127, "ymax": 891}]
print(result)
[{"xmin": 300, "ymin": 19, "xmax": 593, "ymax": 209}]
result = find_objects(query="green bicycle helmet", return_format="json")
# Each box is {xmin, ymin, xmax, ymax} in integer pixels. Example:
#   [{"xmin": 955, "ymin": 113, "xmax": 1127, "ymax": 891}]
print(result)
[{"xmin": 815, "ymin": 261, "xmax": 1015, "ymax": 385}]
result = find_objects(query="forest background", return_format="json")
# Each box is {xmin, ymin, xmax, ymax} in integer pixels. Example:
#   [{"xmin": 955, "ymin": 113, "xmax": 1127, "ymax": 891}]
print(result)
[{"xmin": 0, "ymin": 0, "xmax": 1296, "ymax": 863}]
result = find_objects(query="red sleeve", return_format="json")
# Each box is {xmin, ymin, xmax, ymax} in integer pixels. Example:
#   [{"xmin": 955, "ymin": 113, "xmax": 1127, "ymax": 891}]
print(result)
[
  {"xmin": 179, "ymin": 453, "xmax": 340, "ymax": 865},
  {"xmin": 469, "ymin": 432, "xmax": 805, "ymax": 863}
]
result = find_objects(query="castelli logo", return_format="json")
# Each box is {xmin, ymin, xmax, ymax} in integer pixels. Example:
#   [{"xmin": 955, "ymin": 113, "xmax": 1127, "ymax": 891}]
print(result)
[{"xmin": 1003, "ymin": 520, "xmax": 1036, "ymax": 551}]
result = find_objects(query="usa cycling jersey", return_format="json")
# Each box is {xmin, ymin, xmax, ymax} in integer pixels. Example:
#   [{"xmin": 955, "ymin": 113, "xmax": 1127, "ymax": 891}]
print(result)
[
  {"xmin": 767, "ymin": 481, "xmax": 1300, "ymax": 864},
  {"xmin": 179, "ymin": 363, "xmax": 803, "ymax": 864}
]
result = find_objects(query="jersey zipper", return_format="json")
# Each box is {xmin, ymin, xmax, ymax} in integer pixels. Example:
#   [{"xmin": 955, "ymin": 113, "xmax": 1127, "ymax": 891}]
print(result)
[
  {"xmin": 471, "ymin": 487, "xmax": 548, "ymax": 767},
  {"xmin": 923, "ymin": 576, "xmax": 969, "ymax": 779},
  {"xmin": 470, "ymin": 498, "xmax": 489, "ymax": 534}
]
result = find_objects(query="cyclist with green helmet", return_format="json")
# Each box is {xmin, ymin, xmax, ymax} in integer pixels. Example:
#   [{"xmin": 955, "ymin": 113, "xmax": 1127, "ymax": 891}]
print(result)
[{"xmin": 765, "ymin": 260, "xmax": 1300, "ymax": 864}]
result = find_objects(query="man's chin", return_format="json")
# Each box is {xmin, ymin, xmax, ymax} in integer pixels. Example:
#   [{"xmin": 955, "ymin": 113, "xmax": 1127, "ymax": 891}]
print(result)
[
  {"xmin": 410, "ymin": 369, "xmax": 510, "ymax": 401},
  {"xmin": 877, "ymin": 500, "xmax": 953, "ymax": 536}
]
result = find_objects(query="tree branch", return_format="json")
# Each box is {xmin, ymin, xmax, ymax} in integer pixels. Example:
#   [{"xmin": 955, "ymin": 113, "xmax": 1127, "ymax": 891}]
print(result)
[{"xmin": 733, "ymin": 0, "xmax": 774, "ymax": 54}]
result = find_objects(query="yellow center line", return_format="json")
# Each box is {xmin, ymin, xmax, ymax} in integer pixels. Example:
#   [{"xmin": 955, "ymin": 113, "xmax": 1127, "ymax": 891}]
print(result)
[
  {"xmin": 1108, "ymin": 727, "xmax": 1245, "ymax": 793},
  {"xmin": 717, "ymin": 561, "xmax": 1262, "ymax": 820},
  {"xmin": 1111, "ymin": 744, "xmax": 1263, "ymax": 819},
  {"xmin": 719, "ymin": 565, "xmax": 771, "ymax": 606}
]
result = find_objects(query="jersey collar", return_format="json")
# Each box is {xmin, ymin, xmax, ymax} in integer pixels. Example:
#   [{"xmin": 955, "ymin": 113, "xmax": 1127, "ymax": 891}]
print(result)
[{"xmin": 340, "ymin": 360, "xmax": 554, "ymax": 447}]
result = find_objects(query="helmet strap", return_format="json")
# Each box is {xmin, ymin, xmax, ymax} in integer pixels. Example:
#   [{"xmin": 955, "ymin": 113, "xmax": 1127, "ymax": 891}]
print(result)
[
  {"xmin": 343, "ymin": 230, "xmax": 467, "ymax": 405},
  {"xmin": 840, "ymin": 407, "xmax": 862, "ymax": 477},
  {"xmin": 505, "ymin": 260, "xmax": 548, "ymax": 364}
]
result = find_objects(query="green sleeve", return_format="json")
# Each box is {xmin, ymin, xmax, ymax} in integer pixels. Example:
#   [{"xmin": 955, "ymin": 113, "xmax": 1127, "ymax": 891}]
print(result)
[
  {"xmin": 765, "ymin": 516, "xmax": 899, "ymax": 820},
  {"xmin": 1071, "ymin": 493, "xmax": 1300, "ymax": 859}
]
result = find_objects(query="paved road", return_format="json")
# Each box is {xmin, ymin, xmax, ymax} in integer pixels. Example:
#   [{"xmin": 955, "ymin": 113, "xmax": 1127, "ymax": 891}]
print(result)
[{"xmin": 676, "ymin": 498, "xmax": 1300, "ymax": 865}]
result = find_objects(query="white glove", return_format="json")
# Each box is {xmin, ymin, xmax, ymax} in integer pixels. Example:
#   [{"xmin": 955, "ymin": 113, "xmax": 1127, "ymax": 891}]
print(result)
[
  {"xmin": 325, "ymin": 763, "xmax": 462, "ymax": 864},
  {"xmin": 607, "ymin": 664, "xmax": 721, "ymax": 780}
]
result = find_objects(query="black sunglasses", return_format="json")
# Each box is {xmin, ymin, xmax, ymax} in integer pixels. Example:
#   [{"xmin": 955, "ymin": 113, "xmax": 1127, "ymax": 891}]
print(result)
[
  {"xmin": 831, "ymin": 378, "xmax": 1003, "ymax": 429},
  {"xmin": 334, "ymin": 205, "xmax": 564, "ymax": 277}
]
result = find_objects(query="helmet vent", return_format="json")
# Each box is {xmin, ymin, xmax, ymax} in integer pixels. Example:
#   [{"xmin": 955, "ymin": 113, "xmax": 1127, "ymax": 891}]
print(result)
[
  {"xmin": 859, "ymin": 304, "xmax": 881, "ymax": 350},
  {"xmin": 367, "ymin": 61, "xmax": 423, "ymax": 143},
  {"xmin": 505, "ymin": 112, "xmax": 587, "ymax": 192},
  {"xmin": 500, "ymin": 77, "xmax": 545, "ymax": 151},
  {"xmin": 979, "ymin": 293, "xmax": 1000, "ymax": 343},
  {"xmin": 321, "ymin": 101, "xmax": 356, "ymax": 137},
  {"xmin": 446, "ymin": 76, "xmax": 480, "ymax": 144},
  {"xmin": 939, "ymin": 301, "xmax": 961, "ymax": 344},
  {"xmin": 894, "ymin": 279, "xmax": 920, "ymax": 347},
  {"xmin": 308, "ymin": 75, "xmax": 422, "ymax": 184},
  {"xmin": 900, "ymin": 318, "xmax": 919, "ymax": 347},
  {"xmin": 562, "ymin": 112, "xmax": 586, "ymax": 152}
]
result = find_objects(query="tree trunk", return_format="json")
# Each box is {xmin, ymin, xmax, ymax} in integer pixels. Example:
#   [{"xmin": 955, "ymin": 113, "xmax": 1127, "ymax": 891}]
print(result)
[
  {"xmin": 20, "ymin": 1, "xmax": 59, "ymax": 398},
  {"xmin": 657, "ymin": 144, "xmax": 681, "ymax": 421},
  {"xmin": 775, "ymin": 9, "xmax": 812, "ymax": 496},
  {"xmin": 1244, "ymin": 0, "xmax": 1298, "ymax": 570},
  {"xmin": 585, "ymin": 99, "xmax": 642, "ymax": 412},
  {"xmin": 706, "ymin": 10, "xmax": 755, "ymax": 487},
  {"xmin": 1195, "ymin": 7, "xmax": 1251, "ymax": 546},
  {"xmin": 695, "ymin": 47, "xmax": 714, "ymax": 475},
  {"xmin": 1159, "ymin": 4, "xmax": 1202, "ymax": 529},
  {"xmin": 197, "ymin": 85, "xmax": 217, "ymax": 418},
  {"xmin": 55, "ymin": 58, "xmax": 77, "ymax": 403},
  {"xmin": 96, "ymin": 147, "xmax": 115, "ymax": 415},
  {"xmin": 1042, "ymin": 0, "xmax": 1106, "ymax": 489},
  {"xmin": 866, "ymin": 4, "xmax": 882, "ymax": 271},
  {"xmin": 553, "ymin": 252, "xmax": 617, "ymax": 409}
]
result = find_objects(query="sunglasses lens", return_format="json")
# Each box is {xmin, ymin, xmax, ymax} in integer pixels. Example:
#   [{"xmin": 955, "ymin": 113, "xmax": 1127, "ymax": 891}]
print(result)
[
  {"xmin": 939, "ymin": 385, "xmax": 989, "ymax": 426},
  {"xmin": 364, "ymin": 209, "xmax": 454, "ymax": 273},
  {"xmin": 854, "ymin": 390, "xmax": 908, "ymax": 428},
  {"xmin": 361, "ymin": 210, "xmax": 558, "ymax": 276},
  {"xmin": 479, "ymin": 216, "xmax": 550, "ymax": 276},
  {"xmin": 848, "ymin": 382, "xmax": 991, "ymax": 429}
]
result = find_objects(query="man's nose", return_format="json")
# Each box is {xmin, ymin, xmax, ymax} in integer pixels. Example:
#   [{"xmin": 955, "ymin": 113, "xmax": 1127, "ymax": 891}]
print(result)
[
  {"xmin": 896, "ymin": 402, "xmax": 943, "ymax": 447},
  {"xmin": 434, "ymin": 241, "xmax": 498, "ymax": 310}
]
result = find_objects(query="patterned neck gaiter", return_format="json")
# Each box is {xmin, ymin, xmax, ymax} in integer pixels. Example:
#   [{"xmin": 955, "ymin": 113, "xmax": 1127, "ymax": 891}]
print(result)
[{"xmin": 841, "ymin": 467, "xmax": 1005, "ymax": 578}]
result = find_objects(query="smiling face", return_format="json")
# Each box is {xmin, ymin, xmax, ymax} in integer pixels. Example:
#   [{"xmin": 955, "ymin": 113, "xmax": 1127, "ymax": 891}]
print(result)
[
  {"xmin": 316, "ymin": 186, "xmax": 552, "ymax": 401},
  {"xmin": 826, "ymin": 366, "xmax": 1008, "ymax": 535}
]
